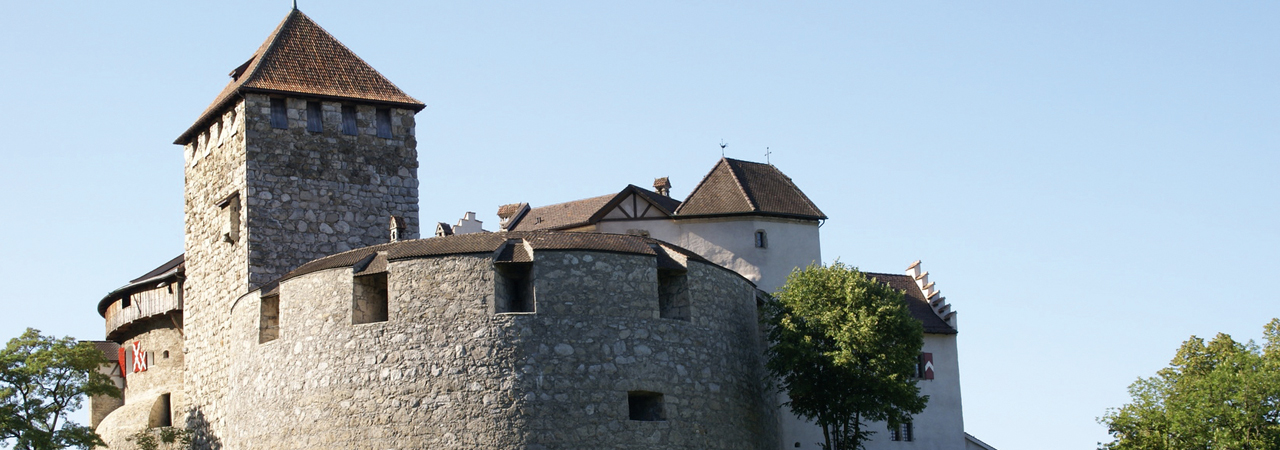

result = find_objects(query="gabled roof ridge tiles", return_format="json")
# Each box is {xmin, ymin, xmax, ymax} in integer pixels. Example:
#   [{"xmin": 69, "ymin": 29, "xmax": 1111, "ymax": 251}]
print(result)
[
  {"xmin": 722, "ymin": 158, "xmax": 759, "ymax": 211},
  {"xmin": 674, "ymin": 157, "xmax": 733, "ymax": 216}
]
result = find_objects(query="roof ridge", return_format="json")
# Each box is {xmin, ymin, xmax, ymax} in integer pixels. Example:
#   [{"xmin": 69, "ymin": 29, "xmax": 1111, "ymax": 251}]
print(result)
[
  {"xmin": 721, "ymin": 158, "xmax": 759, "ymax": 211},
  {"xmin": 259, "ymin": 10, "xmax": 421, "ymax": 108},
  {"xmin": 764, "ymin": 163, "xmax": 825, "ymax": 218},
  {"xmin": 676, "ymin": 157, "xmax": 752, "ymax": 215},
  {"xmin": 240, "ymin": 9, "xmax": 302, "ymax": 87},
  {"xmin": 175, "ymin": 8, "xmax": 423, "ymax": 145}
]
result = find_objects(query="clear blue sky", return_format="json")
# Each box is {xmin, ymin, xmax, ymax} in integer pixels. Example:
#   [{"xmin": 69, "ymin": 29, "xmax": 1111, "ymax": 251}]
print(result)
[{"xmin": 1, "ymin": 1, "xmax": 1276, "ymax": 448}]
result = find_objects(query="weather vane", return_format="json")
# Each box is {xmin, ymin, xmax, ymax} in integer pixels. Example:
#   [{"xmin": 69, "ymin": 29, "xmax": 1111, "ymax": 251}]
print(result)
[{"xmin": 720, "ymin": 140, "xmax": 728, "ymax": 157}]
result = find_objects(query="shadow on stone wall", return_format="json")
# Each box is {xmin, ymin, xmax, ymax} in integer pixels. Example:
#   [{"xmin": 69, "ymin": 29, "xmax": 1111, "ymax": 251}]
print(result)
[{"xmin": 184, "ymin": 408, "xmax": 221, "ymax": 450}]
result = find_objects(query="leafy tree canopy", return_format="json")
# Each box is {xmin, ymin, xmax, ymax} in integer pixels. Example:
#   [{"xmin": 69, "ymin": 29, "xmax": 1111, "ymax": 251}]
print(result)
[
  {"xmin": 1, "ymin": 328, "xmax": 118, "ymax": 450},
  {"xmin": 762, "ymin": 262, "xmax": 928, "ymax": 450},
  {"xmin": 1098, "ymin": 318, "xmax": 1280, "ymax": 450}
]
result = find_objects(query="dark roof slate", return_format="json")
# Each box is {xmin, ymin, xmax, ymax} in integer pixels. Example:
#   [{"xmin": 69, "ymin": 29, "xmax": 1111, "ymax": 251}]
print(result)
[
  {"xmin": 129, "ymin": 254, "xmax": 185, "ymax": 283},
  {"xmin": 176, "ymin": 8, "xmax": 423, "ymax": 144},
  {"xmin": 864, "ymin": 272, "xmax": 957, "ymax": 335},
  {"xmin": 98, "ymin": 254, "xmax": 186, "ymax": 316},
  {"xmin": 281, "ymin": 231, "xmax": 716, "ymax": 284},
  {"xmin": 675, "ymin": 158, "xmax": 826, "ymax": 220}
]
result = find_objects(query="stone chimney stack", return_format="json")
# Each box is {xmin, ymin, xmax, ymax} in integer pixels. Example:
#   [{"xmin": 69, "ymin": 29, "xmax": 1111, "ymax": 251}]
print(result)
[
  {"xmin": 497, "ymin": 203, "xmax": 530, "ymax": 231},
  {"xmin": 654, "ymin": 177, "xmax": 671, "ymax": 197}
]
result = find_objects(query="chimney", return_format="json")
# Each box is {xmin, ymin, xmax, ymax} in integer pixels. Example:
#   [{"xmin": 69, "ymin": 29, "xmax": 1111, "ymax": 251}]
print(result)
[
  {"xmin": 653, "ymin": 177, "xmax": 671, "ymax": 197},
  {"xmin": 497, "ymin": 203, "xmax": 530, "ymax": 231},
  {"xmin": 389, "ymin": 215, "xmax": 406, "ymax": 242}
]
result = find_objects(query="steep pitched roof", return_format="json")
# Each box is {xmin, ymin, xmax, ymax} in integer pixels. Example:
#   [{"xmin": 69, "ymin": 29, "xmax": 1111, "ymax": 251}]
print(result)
[
  {"xmin": 864, "ymin": 272, "xmax": 957, "ymax": 335},
  {"xmin": 675, "ymin": 158, "xmax": 826, "ymax": 220},
  {"xmin": 175, "ymin": 8, "xmax": 424, "ymax": 144}
]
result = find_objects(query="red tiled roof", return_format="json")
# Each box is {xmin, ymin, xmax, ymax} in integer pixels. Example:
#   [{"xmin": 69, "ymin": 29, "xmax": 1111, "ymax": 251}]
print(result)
[
  {"xmin": 675, "ymin": 158, "xmax": 826, "ymax": 220},
  {"xmin": 509, "ymin": 194, "xmax": 616, "ymax": 231},
  {"xmin": 175, "ymin": 8, "xmax": 424, "ymax": 144},
  {"xmin": 508, "ymin": 185, "xmax": 681, "ymax": 232}
]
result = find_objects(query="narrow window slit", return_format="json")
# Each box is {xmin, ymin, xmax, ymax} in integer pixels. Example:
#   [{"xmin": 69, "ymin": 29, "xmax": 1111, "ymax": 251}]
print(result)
[
  {"xmin": 341, "ymin": 105, "xmax": 358, "ymax": 136},
  {"xmin": 376, "ymin": 108, "xmax": 392, "ymax": 138},
  {"xmin": 259, "ymin": 293, "xmax": 280, "ymax": 343},
  {"xmin": 270, "ymin": 97, "xmax": 288, "ymax": 129},
  {"xmin": 306, "ymin": 101, "xmax": 323, "ymax": 132}
]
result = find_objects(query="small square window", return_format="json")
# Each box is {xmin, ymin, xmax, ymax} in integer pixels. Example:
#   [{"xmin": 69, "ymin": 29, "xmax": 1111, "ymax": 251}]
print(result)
[
  {"xmin": 341, "ymin": 105, "xmax": 358, "ymax": 136},
  {"xmin": 628, "ymin": 391, "xmax": 665, "ymax": 421},
  {"xmin": 376, "ymin": 108, "xmax": 392, "ymax": 138},
  {"xmin": 306, "ymin": 101, "xmax": 323, "ymax": 132},
  {"xmin": 270, "ymin": 98, "xmax": 288, "ymax": 129},
  {"xmin": 889, "ymin": 422, "xmax": 913, "ymax": 441}
]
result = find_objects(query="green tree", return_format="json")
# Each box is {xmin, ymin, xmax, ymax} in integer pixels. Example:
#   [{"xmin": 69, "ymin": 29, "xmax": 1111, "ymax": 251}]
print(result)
[
  {"xmin": 0, "ymin": 328, "xmax": 119, "ymax": 450},
  {"xmin": 1098, "ymin": 318, "xmax": 1280, "ymax": 450},
  {"xmin": 762, "ymin": 262, "xmax": 928, "ymax": 450}
]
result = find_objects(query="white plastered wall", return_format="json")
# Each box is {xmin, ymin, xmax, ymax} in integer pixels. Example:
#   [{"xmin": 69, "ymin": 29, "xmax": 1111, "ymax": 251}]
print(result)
[{"xmin": 595, "ymin": 215, "xmax": 822, "ymax": 294}]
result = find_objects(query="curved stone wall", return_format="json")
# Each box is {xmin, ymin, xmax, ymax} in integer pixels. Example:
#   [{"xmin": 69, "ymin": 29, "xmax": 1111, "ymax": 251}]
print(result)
[
  {"xmin": 221, "ymin": 250, "xmax": 775, "ymax": 449},
  {"xmin": 96, "ymin": 323, "xmax": 186, "ymax": 449}
]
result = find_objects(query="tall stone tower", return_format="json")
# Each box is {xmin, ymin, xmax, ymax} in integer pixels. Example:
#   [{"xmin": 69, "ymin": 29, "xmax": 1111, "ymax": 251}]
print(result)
[{"xmin": 172, "ymin": 7, "xmax": 422, "ymax": 437}]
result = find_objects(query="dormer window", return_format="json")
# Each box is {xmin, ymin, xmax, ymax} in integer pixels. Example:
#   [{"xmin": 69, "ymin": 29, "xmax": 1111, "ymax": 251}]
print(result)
[{"xmin": 270, "ymin": 98, "xmax": 287, "ymax": 129}]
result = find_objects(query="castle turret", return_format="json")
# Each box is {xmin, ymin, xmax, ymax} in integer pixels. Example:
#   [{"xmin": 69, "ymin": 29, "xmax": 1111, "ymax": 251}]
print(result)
[{"xmin": 172, "ymin": 7, "xmax": 424, "ymax": 439}]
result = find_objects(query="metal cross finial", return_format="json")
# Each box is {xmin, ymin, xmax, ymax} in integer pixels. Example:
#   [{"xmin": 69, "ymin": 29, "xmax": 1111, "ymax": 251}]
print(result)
[
  {"xmin": 719, "ymin": 140, "xmax": 728, "ymax": 157},
  {"xmin": 765, "ymin": 147, "xmax": 771, "ymax": 164}
]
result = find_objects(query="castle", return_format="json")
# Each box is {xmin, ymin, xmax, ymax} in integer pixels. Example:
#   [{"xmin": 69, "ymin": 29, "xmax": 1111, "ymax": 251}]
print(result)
[{"xmin": 88, "ymin": 8, "xmax": 995, "ymax": 450}]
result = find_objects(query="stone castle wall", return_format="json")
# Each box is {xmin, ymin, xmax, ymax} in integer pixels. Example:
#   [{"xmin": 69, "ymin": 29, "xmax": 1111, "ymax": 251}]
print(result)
[
  {"xmin": 95, "ymin": 323, "xmax": 186, "ymax": 449},
  {"xmin": 181, "ymin": 94, "xmax": 422, "ymax": 444},
  {"xmin": 219, "ymin": 250, "xmax": 776, "ymax": 449},
  {"xmin": 242, "ymin": 94, "xmax": 420, "ymax": 288},
  {"xmin": 182, "ymin": 99, "xmax": 251, "ymax": 442}
]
